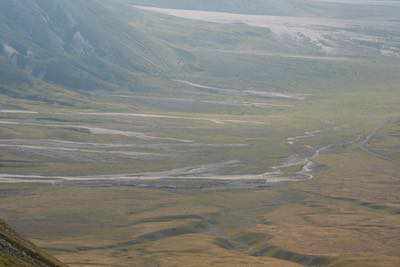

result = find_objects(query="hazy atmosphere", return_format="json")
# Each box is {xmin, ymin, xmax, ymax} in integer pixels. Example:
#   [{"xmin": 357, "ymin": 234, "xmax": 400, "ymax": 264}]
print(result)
[{"xmin": 0, "ymin": 0, "xmax": 400, "ymax": 266}]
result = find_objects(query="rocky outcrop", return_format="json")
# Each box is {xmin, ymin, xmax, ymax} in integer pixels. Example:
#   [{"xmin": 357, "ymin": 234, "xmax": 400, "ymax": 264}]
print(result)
[{"xmin": 0, "ymin": 220, "xmax": 66, "ymax": 267}]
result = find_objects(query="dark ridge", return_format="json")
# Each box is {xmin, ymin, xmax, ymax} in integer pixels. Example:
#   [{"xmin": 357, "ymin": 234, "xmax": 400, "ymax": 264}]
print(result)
[
  {"xmin": 213, "ymin": 237, "xmax": 236, "ymax": 250},
  {"xmin": 113, "ymin": 214, "xmax": 216, "ymax": 229},
  {"xmin": 212, "ymin": 232, "xmax": 331, "ymax": 266},
  {"xmin": 47, "ymin": 217, "xmax": 214, "ymax": 253},
  {"xmin": 305, "ymin": 191, "xmax": 400, "ymax": 215},
  {"xmin": 359, "ymin": 202, "xmax": 400, "ymax": 215},
  {"xmin": 134, "ymin": 214, "xmax": 205, "ymax": 224},
  {"xmin": 327, "ymin": 196, "xmax": 400, "ymax": 215},
  {"xmin": 251, "ymin": 244, "xmax": 331, "ymax": 266}
]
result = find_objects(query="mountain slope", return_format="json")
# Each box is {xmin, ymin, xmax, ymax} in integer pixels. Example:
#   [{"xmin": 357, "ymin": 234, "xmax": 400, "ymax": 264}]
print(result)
[
  {"xmin": 0, "ymin": 0, "xmax": 186, "ymax": 92},
  {"xmin": 1, "ymin": 0, "xmax": 400, "ymax": 108},
  {"xmin": 0, "ymin": 220, "xmax": 65, "ymax": 267}
]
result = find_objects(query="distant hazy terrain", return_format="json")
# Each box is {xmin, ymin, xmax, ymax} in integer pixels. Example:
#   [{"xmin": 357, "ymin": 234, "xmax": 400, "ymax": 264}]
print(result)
[{"xmin": 1, "ymin": 0, "xmax": 400, "ymax": 266}]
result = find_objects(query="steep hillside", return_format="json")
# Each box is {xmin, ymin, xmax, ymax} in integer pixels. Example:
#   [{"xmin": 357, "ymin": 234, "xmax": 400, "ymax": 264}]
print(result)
[
  {"xmin": 0, "ymin": 0, "xmax": 185, "ymax": 92},
  {"xmin": 0, "ymin": 220, "xmax": 65, "ymax": 267}
]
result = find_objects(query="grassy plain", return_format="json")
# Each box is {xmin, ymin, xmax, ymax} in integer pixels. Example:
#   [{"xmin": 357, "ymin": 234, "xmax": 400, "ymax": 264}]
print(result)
[{"xmin": 1, "ymin": 77, "xmax": 400, "ymax": 266}]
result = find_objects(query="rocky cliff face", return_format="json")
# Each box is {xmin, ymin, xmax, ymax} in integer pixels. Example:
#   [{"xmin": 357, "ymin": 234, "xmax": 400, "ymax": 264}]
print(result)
[{"xmin": 0, "ymin": 220, "xmax": 65, "ymax": 267}]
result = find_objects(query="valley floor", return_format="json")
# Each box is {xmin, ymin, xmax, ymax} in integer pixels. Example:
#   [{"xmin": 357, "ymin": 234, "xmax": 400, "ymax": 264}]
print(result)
[{"xmin": 0, "ymin": 83, "xmax": 399, "ymax": 266}]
